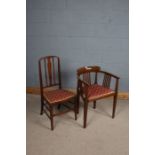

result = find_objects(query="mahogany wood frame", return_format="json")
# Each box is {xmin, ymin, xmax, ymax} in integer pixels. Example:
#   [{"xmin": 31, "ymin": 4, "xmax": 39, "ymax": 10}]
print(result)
[
  {"xmin": 38, "ymin": 56, "xmax": 77, "ymax": 130},
  {"xmin": 77, "ymin": 66, "xmax": 120, "ymax": 128}
]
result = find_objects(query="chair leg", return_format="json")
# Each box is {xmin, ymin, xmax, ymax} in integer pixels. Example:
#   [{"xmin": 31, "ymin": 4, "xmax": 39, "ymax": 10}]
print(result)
[
  {"xmin": 50, "ymin": 105, "xmax": 54, "ymax": 130},
  {"xmin": 83, "ymin": 100, "xmax": 88, "ymax": 128},
  {"xmin": 74, "ymin": 97, "xmax": 77, "ymax": 120},
  {"xmin": 40, "ymin": 98, "xmax": 44, "ymax": 115},
  {"xmin": 57, "ymin": 104, "xmax": 61, "ymax": 110},
  {"xmin": 112, "ymin": 94, "xmax": 118, "ymax": 119},
  {"xmin": 77, "ymin": 94, "xmax": 80, "ymax": 114},
  {"xmin": 93, "ymin": 101, "xmax": 96, "ymax": 109}
]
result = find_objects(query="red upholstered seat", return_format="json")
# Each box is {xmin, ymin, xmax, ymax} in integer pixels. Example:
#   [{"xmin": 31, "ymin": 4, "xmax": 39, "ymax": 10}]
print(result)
[
  {"xmin": 44, "ymin": 89, "xmax": 75, "ymax": 104},
  {"xmin": 86, "ymin": 84, "xmax": 114, "ymax": 101}
]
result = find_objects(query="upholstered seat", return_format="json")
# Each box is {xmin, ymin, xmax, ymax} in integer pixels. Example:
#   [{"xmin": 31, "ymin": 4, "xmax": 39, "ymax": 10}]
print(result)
[
  {"xmin": 86, "ymin": 84, "xmax": 114, "ymax": 101},
  {"xmin": 44, "ymin": 89, "xmax": 75, "ymax": 104}
]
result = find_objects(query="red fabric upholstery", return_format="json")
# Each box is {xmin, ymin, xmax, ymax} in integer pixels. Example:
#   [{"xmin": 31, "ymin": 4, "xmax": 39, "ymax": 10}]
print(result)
[
  {"xmin": 44, "ymin": 89, "xmax": 75, "ymax": 104},
  {"xmin": 85, "ymin": 84, "xmax": 114, "ymax": 101}
]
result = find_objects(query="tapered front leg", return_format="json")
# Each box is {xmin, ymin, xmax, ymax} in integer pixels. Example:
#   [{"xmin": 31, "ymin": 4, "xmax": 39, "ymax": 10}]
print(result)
[
  {"xmin": 50, "ymin": 105, "xmax": 54, "ymax": 130},
  {"xmin": 83, "ymin": 100, "xmax": 88, "ymax": 128},
  {"xmin": 77, "ymin": 93, "xmax": 80, "ymax": 114},
  {"xmin": 112, "ymin": 94, "xmax": 118, "ymax": 118},
  {"xmin": 74, "ymin": 97, "xmax": 77, "ymax": 120}
]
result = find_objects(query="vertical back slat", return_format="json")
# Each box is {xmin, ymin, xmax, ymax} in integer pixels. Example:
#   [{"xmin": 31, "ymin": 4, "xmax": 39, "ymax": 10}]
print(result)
[
  {"xmin": 103, "ymin": 74, "xmax": 111, "ymax": 88},
  {"xmin": 58, "ymin": 57, "xmax": 61, "ymax": 88},
  {"xmin": 95, "ymin": 72, "xmax": 98, "ymax": 84},
  {"xmin": 47, "ymin": 57, "xmax": 52, "ymax": 85},
  {"xmin": 44, "ymin": 59, "xmax": 48, "ymax": 86},
  {"xmin": 39, "ymin": 60, "xmax": 43, "ymax": 92},
  {"xmin": 52, "ymin": 57, "xmax": 56, "ymax": 84},
  {"xmin": 39, "ymin": 56, "xmax": 61, "ymax": 88}
]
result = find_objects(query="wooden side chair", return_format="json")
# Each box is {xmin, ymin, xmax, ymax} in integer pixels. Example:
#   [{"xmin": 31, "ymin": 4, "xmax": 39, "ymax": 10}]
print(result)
[
  {"xmin": 38, "ymin": 56, "xmax": 77, "ymax": 130},
  {"xmin": 77, "ymin": 66, "xmax": 120, "ymax": 128}
]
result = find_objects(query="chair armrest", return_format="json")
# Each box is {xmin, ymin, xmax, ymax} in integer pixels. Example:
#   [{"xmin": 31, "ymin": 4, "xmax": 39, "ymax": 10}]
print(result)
[
  {"xmin": 98, "ymin": 70, "xmax": 119, "ymax": 93},
  {"xmin": 77, "ymin": 77, "xmax": 90, "ymax": 86},
  {"xmin": 77, "ymin": 77, "xmax": 90, "ymax": 98},
  {"xmin": 98, "ymin": 70, "xmax": 120, "ymax": 79}
]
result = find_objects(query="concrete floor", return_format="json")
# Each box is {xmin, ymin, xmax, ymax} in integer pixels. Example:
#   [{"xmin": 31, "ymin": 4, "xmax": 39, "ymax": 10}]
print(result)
[{"xmin": 27, "ymin": 94, "xmax": 129, "ymax": 155}]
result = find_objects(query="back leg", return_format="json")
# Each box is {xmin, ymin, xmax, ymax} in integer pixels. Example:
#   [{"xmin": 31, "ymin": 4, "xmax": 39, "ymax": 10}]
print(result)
[
  {"xmin": 40, "ymin": 97, "xmax": 44, "ymax": 115},
  {"xmin": 93, "ymin": 101, "xmax": 96, "ymax": 109}
]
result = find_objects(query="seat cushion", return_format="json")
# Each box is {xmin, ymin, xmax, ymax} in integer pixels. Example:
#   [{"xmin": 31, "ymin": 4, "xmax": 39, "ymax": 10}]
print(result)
[
  {"xmin": 43, "ymin": 89, "xmax": 75, "ymax": 104},
  {"xmin": 86, "ymin": 84, "xmax": 114, "ymax": 101}
]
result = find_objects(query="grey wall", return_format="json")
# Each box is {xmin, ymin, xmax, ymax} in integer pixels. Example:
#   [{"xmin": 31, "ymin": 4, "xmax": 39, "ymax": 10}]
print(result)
[{"xmin": 26, "ymin": 0, "xmax": 129, "ymax": 91}]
